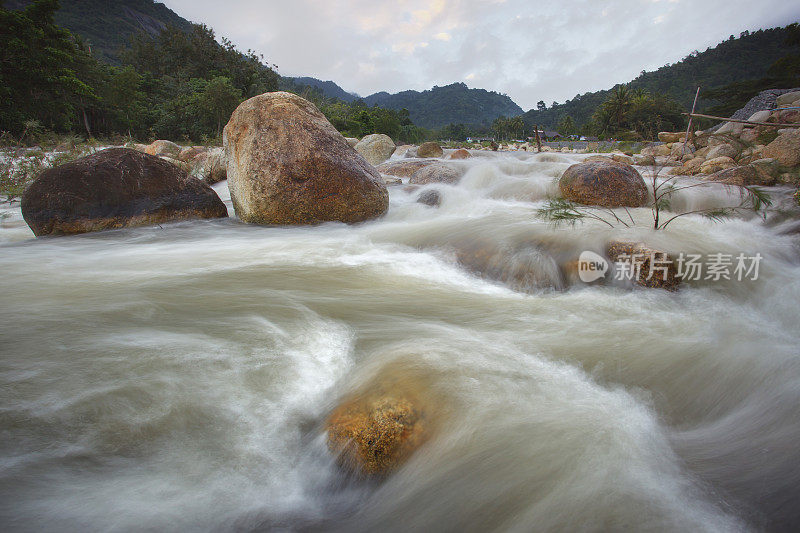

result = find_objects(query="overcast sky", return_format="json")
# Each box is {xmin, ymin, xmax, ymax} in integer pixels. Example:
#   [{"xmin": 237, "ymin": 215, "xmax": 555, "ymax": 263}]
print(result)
[{"xmin": 162, "ymin": 0, "xmax": 800, "ymax": 111}]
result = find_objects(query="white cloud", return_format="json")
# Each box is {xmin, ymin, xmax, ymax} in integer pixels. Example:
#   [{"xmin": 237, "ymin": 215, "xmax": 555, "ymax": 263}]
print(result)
[{"xmin": 161, "ymin": 0, "xmax": 800, "ymax": 111}]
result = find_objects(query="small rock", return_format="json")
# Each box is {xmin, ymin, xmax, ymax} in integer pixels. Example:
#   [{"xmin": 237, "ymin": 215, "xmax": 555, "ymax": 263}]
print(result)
[
  {"xmin": 449, "ymin": 148, "xmax": 471, "ymax": 160},
  {"xmin": 706, "ymin": 143, "xmax": 740, "ymax": 161},
  {"xmin": 345, "ymin": 137, "xmax": 359, "ymax": 148},
  {"xmin": 417, "ymin": 142, "xmax": 444, "ymax": 158},
  {"xmin": 355, "ymin": 134, "xmax": 397, "ymax": 166},
  {"xmin": 700, "ymin": 156, "xmax": 736, "ymax": 174},
  {"xmin": 327, "ymin": 383, "xmax": 429, "ymax": 476},
  {"xmin": 409, "ymin": 163, "xmax": 463, "ymax": 185},
  {"xmin": 416, "ymin": 189, "xmax": 441, "ymax": 207},
  {"xmin": 776, "ymin": 91, "xmax": 800, "ymax": 108},
  {"xmin": 376, "ymin": 160, "xmax": 435, "ymax": 177},
  {"xmin": 145, "ymin": 140, "xmax": 181, "ymax": 158},
  {"xmin": 178, "ymin": 146, "xmax": 206, "ymax": 162},
  {"xmin": 606, "ymin": 241, "xmax": 681, "ymax": 291}
]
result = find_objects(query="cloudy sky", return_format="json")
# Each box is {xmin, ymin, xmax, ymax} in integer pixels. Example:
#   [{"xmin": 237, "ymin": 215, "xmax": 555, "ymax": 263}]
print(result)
[{"xmin": 162, "ymin": 0, "xmax": 800, "ymax": 111}]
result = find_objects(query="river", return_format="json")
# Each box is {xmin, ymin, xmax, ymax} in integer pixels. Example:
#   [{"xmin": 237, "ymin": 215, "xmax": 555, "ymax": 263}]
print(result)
[{"xmin": 1, "ymin": 151, "xmax": 799, "ymax": 531}]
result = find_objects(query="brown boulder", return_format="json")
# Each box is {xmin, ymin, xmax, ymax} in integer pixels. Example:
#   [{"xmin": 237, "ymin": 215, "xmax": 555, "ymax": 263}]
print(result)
[
  {"xmin": 606, "ymin": 241, "xmax": 681, "ymax": 291},
  {"xmin": 762, "ymin": 130, "xmax": 800, "ymax": 168},
  {"xmin": 409, "ymin": 163, "xmax": 463, "ymax": 185},
  {"xmin": 21, "ymin": 148, "xmax": 227, "ymax": 236},
  {"xmin": 559, "ymin": 160, "xmax": 648, "ymax": 208},
  {"xmin": 223, "ymin": 92, "xmax": 388, "ymax": 224},
  {"xmin": 189, "ymin": 148, "xmax": 227, "ymax": 184},
  {"xmin": 704, "ymin": 165, "xmax": 762, "ymax": 186},
  {"xmin": 354, "ymin": 134, "xmax": 396, "ymax": 166},
  {"xmin": 178, "ymin": 146, "xmax": 207, "ymax": 162},
  {"xmin": 145, "ymin": 140, "xmax": 181, "ymax": 158},
  {"xmin": 376, "ymin": 159, "xmax": 435, "ymax": 177},
  {"xmin": 418, "ymin": 142, "xmax": 444, "ymax": 158},
  {"xmin": 327, "ymin": 385, "xmax": 428, "ymax": 476},
  {"xmin": 449, "ymin": 148, "xmax": 471, "ymax": 160}
]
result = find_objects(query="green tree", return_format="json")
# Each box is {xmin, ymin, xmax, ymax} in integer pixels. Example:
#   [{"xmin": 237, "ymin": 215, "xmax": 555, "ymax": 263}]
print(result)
[
  {"xmin": 202, "ymin": 76, "xmax": 242, "ymax": 136},
  {"xmin": 0, "ymin": 0, "xmax": 99, "ymax": 135}
]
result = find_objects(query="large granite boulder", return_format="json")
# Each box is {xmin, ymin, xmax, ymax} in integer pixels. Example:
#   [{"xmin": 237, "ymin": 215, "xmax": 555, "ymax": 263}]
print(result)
[
  {"xmin": 417, "ymin": 142, "xmax": 444, "ymax": 158},
  {"xmin": 559, "ymin": 160, "xmax": 648, "ymax": 207},
  {"xmin": 21, "ymin": 148, "xmax": 227, "ymax": 236},
  {"xmin": 223, "ymin": 92, "xmax": 389, "ymax": 224},
  {"xmin": 762, "ymin": 130, "xmax": 800, "ymax": 168},
  {"xmin": 354, "ymin": 134, "xmax": 396, "ymax": 166}
]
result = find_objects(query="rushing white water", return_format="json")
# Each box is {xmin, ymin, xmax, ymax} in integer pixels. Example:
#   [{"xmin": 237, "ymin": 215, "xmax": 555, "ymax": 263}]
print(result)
[{"xmin": 1, "ymin": 151, "xmax": 799, "ymax": 532}]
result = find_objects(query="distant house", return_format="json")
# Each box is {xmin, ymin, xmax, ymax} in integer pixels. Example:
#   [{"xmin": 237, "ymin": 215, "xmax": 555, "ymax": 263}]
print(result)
[
  {"xmin": 580, "ymin": 135, "xmax": 599, "ymax": 141},
  {"xmin": 467, "ymin": 137, "xmax": 494, "ymax": 142},
  {"xmin": 543, "ymin": 131, "xmax": 561, "ymax": 139}
]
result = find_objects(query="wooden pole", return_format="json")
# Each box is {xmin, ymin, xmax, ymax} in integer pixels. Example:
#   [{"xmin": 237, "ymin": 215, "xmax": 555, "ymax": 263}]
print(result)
[
  {"xmin": 682, "ymin": 112, "xmax": 800, "ymax": 128},
  {"xmin": 534, "ymin": 124, "xmax": 542, "ymax": 152},
  {"xmin": 682, "ymin": 87, "xmax": 700, "ymax": 158}
]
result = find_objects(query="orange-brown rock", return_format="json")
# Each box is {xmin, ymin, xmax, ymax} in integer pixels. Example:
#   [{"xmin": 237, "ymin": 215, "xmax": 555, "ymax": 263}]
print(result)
[
  {"xmin": 223, "ymin": 92, "xmax": 388, "ymax": 224},
  {"xmin": 762, "ymin": 130, "xmax": 800, "ymax": 168},
  {"xmin": 417, "ymin": 142, "xmax": 444, "ymax": 158},
  {"xmin": 327, "ymin": 385, "xmax": 428, "ymax": 476},
  {"xmin": 178, "ymin": 146, "xmax": 207, "ymax": 162},
  {"xmin": 375, "ymin": 159, "xmax": 436, "ymax": 177},
  {"xmin": 21, "ymin": 148, "xmax": 227, "ymax": 236},
  {"xmin": 559, "ymin": 160, "xmax": 648, "ymax": 207},
  {"xmin": 145, "ymin": 140, "xmax": 181, "ymax": 158},
  {"xmin": 606, "ymin": 241, "xmax": 681, "ymax": 290},
  {"xmin": 449, "ymin": 148, "xmax": 471, "ymax": 159},
  {"xmin": 409, "ymin": 163, "xmax": 463, "ymax": 185}
]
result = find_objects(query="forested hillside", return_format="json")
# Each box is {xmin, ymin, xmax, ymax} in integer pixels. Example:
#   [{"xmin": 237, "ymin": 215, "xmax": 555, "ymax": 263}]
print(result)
[
  {"xmin": 364, "ymin": 83, "xmax": 523, "ymax": 129},
  {"xmin": 5, "ymin": 0, "xmax": 192, "ymax": 63},
  {"xmin": 523, "ymin": 24, "xmax": 800, "ymax": 130}
]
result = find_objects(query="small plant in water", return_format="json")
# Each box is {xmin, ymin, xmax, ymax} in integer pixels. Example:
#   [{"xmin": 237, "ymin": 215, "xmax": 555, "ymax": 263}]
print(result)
[{"xmin": 539, "ymin": 138, "xmax": 773, "ymax": 230}]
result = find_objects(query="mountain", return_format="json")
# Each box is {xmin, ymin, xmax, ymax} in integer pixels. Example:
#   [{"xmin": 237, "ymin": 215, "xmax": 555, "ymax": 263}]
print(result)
[
  {"xmin": 6, "ymin": 0, "xmax": 193, "ymax": 64},
  {"xmin": 363, "ymin": 83, "xmax": 524, "ymax": 129},
  {"xmin": 522, "ymin": 24, "xmax": 800, "ymax": 130},
  {"xmin": 285, "ymin": 77, "xmax": 359, "ymax": 102}
]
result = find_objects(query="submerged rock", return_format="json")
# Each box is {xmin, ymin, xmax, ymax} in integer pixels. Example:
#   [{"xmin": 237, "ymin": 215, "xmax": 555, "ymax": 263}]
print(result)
[
  {"xmin": 376, "ymin": 159, "xmax": 435, "ymax": 177},
  {"xmin": 409, "ymin": 163, "xmax": 463, "ymax": 185},
  {"xmin": 453, "ymin": 239, "xmax": 563, "ymax": 292},
  {"xmin": 448, "ymin": 148, "xmax": 471, "ymax": 160},
  {"xmin": 327, "ymin": 385, "xmax": 428, "ymax": 476},
  {"xmin": 417, "ymin": 142, "xmax": 444, "ymax": 158},
  {"xmin": 559, "ymin": 160, "xmax": 648, "ymax": 208},
  {"xmin": 354, "ymin": 134, "xmax": 396, "ymax": 165},
  {"xmin": 223, "ymin": 92, "xmax": 388, "ymax": 224},
  {"xmin": 21, "ymin": 148, "xmax": 227, "ymax": 236},
  {"xmin": 417, "ymin": 189, "xmax": 441, "ymax": 207},
  {"xmin": 606, "ymin": 241, "xmax": 681, "ymax": 291}
]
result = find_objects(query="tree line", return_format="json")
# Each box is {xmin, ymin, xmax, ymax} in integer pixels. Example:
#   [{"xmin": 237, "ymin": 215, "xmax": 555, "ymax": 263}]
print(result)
[{"xmin": 0, "ymin": 0, "xmax": 435, "ymax": 145}]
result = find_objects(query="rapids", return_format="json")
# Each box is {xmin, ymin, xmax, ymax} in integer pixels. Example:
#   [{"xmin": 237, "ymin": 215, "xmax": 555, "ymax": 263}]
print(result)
[{"xmin": 1, "ymin": 151, "xmax": 799, "ymax": 532}]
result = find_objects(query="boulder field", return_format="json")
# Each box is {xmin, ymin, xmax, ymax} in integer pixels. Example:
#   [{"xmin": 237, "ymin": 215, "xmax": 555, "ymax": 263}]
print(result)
[
  {"xmin": 223, "ymin": 92, "xmax": 389, "ymax": 225},
  {"xmin": 21, "ymin": 148, "xmax": 227, "ymax": 236}
]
